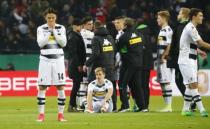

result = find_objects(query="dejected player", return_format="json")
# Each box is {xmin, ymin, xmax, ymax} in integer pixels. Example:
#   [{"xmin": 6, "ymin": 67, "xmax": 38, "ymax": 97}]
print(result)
[
  {"xmin": 85, "ymin": 67, "xmax": 113, "ymax": 113},
  {"xmin": 36, "ymin": 8, "xmax": 67, "ymax": 122}
]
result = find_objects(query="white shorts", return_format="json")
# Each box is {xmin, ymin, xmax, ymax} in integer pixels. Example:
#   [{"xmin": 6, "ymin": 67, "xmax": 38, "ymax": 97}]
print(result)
[
  {"xmin": 179, "ymin": 63, "xmax": 197, "ymax": 85},
  {"xmin": 38, "ymin": 56, "xmax": 66, "ymax": 86},
  {"xmin": 93, "ymin": 100, "xmax": 113, "ymax": 113},
  {"xmin": 157, "ymin": 61, "xmax": 172, "ymax": 83}
]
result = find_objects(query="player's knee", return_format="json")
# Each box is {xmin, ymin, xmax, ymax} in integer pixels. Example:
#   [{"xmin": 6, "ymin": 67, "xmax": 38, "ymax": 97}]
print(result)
[
  {"xmin": 57, "ymin": 85, "xmax": 65, "ymax": 90},
  {"xmin": 39, "ymin": 86, "xmax": 47, "ymax": 90}
]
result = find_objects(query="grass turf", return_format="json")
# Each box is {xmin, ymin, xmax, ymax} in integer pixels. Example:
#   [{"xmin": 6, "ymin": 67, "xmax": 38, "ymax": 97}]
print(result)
[{"xmin": 0, "ymin": 96, "xmax": 209, "ymax": 129}]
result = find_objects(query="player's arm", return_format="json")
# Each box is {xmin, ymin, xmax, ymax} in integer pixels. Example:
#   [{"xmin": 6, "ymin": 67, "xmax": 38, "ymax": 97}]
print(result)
[
  {"xmin": 86, "ymin": 85, "xmax": 93, "ymax": 111},
  {"xmin": 197, "ymin": 39, "xmax": 210, "ymax": 50},
  {"xmin": 161, "ymin": 29, "xmax": 173, "ymax": 62},
  {"xmin": 87, "ymin": 91, "xmax": 93, "ymax": 110},
  {"xmin": 37, "ymin": 27, "xmax": 49, "ymax": 48},
  {"xmin": 53, "ymin": 26, "xmax": 67, "ymax": 47},
  {"xmin": 162, "ymin": 45, "xmax": 171, "ymax": 60},
  {"xmin": 102, "ymin": 83, "xmax": 113, "ymax": 106},
  {"xmin": 197, "ymin": 48, "xmax": 207, "ymax": 58}
]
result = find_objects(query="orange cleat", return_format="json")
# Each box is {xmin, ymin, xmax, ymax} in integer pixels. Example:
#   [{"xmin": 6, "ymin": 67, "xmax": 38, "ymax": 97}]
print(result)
[
  {"xmin": 58, "ymin": 113, "xmax": 67, "ymax": 122},
  {"xmin": 37, "ymin": 113, "xmax": 45, "ymax": 122}
]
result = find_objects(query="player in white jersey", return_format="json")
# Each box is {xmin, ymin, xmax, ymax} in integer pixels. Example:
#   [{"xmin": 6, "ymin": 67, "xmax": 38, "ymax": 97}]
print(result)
[
  {"xmin": 156, "ymin": 11, "xmax": 173, "ymax": 112},
  {"xmin": 80, "ymin": 16, "xmax": 94, "ymax": 60},
  {"xmin": 85, "ymin": 67, "xmax": 113, "ymax": 113},
  {"xmin": 178, "ymin": 8, "xmax": 210, "ymax": 117},
  {"xmin": 80, "ymin": 16, "xmax": 94, "ymax": 81},
  {"xmin": 36, "ymin": 8, "xmax": 67, "ymax": 122}
]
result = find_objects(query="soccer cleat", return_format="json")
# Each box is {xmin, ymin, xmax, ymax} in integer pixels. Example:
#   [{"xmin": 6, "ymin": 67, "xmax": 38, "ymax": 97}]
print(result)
[
  {"xmin": 37, "ymin": 113, "xmax": 45, "ymax": 122},
  {"xmin": 118, "ymin": 108, "xmax": 130, "ymax": 113},
  {"xmin": 140, "ymin": 109, "xmax": 149, "ymax": 113},
  {"xmin": 158, "ymin": 105, "xmax": 172, "ymax": 112},
  {"xmin": 67, "ymin": 106, "xmax": 78, "ymax": 112},
  {"xmin": 84, "ymin": 109, "xmax": 94, "ymax": 113},
  {"xmin": 200, "ymin": 111, "xmax": 208, "ymax": 117},
  {"xmin": 181, "ymin": 111, "xmax": 193, "ymax": 116},
  {"xmin": 58, "ymin": 113, "xmax": 67, "ymax": 122},
  {"xmin": 132, "ymin": 104, "xmax": 139, "ymax": 112}
]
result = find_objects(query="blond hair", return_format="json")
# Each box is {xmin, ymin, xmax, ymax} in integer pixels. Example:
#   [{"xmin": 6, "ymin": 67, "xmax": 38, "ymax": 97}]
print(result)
[
  {"xmin": 94, "ymin": 67, "xmax": 105, "ymax": 74},
  {"xmin": 157, "ymin": 10, "xmax": 170, "ymax": 21},
  {"xmin": 180, "ymin": 8, "xmax": 190, "ymax": 19}
]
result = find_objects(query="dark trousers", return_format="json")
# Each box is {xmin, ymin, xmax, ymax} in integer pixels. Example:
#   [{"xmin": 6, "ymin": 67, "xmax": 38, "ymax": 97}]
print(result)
[
  {"xmin": 112, "ymin": 80, "xmax": 117, "ymax": 110},
  {"xmin": 119, "ymin": 65, "xmax": 143, "ymax": 109},
  {"xmin": 69, "ymin": 77, "xmax": 82, "ymax": 107},
  {"xmin": 141, "ymin": 69, "xmax": 150, "ymax": 109},
  {"xmin": 175, "ymin": 66, "xmax": 185, "ymax": 96}
]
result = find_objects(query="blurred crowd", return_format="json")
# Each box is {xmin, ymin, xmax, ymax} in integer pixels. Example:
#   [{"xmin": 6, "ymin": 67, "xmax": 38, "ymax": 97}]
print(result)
[{"xmin": 0, "ymin": 0, "xmax": 210, "ymax": 53}]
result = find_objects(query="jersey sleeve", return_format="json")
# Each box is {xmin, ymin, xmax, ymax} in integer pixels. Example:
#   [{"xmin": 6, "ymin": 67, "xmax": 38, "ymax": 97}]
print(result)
[
  {"xmin": 107, "ymin": 81, "xmax": 113, "ymax": 89},
  {"xmin": 166, "ymin": 28, "xmax": 173, "ymax": 45},
  {"xmin": 189, "ymin": 27, "xmax": 201, "ymax": 42},
  {"xmin": 53, "ymin": 25, "xmax": 67, "ymax": 47},
  {"xmin": 88, "ymin": 83, "xmax": 94, "ymax": 92},
  {"xmin": 37, "ymin": 26, "xmax": 50, "ymax": 48}
]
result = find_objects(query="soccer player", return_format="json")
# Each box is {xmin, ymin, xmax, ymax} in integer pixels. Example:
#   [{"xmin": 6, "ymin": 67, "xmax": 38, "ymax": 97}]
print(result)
[
  {"xmin": 178, "ymin": 8, "xmax": 209, "ymax": 117},
  {"xmin": 85, "ymin": 67, "xmax": 113, "ymax": 113},
  {"xmin": 156, "ymin": 11, "xmax": 173, "ymax": 112},
  {"xmin": 36, "ymin": 8, "xmax": 67, "ymax": 122}
]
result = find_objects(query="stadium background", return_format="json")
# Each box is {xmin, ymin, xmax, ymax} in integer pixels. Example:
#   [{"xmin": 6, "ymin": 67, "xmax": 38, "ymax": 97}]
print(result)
[{"xmin": 1, "ymin": 0, "xmax": 210, "ymax": 96}]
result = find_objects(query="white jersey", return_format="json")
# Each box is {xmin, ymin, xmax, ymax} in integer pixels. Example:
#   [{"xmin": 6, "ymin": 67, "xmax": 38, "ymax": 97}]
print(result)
[
  {"xmin": 37, "ymin": 23, "xmax": 67, "ymax": 59},
  {"xmin": 157, "ymin": 25, "xmax": 173, "ymax": 57},
  {"xmin": 37, "ymin": 23, "xmax": 67, "ymax": 85},
  {"xmin": 157, "ymin": 25, "xmax": 173, "ymax": 83},
  {"xmin": 178, "ymin": 22, "xmax": 201, "ymax": 65},
  {"xmin": 80, "ymin": 29, "xmax": 94, "ymax": 60},
  {"xmin": 88, "ymin": 79, "xmax": 113, "ymax": 101}
]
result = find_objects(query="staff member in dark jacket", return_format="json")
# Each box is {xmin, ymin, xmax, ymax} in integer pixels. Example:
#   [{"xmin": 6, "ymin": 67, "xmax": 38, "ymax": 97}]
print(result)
[
  {"xmin": 134, "ymin": 23, "xmax": 153, "ymax": 111},
  {"xmin": 85, "ymin": 20, "xmax": 115, "ymax": 83},
  {"xmin": 65, "ymin": 18, "xmax": 86, "ymax": 112},
  {"xmin": 117, "ymin": 18, "xmax": 145, "ymax": 112}
]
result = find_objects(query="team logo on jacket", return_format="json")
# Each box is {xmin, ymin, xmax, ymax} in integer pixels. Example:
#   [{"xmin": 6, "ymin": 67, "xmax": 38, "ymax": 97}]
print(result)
[
  {"xmin": 129, "ymin": 33, "xmax": 142, "ymax": 45},
  {"xmin": 102, "ymin": 39, "xmax": 113, "ymax": 52}
]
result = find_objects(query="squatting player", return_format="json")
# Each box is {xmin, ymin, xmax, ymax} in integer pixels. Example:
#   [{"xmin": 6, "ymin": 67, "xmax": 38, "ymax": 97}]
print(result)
[
  {"xmin": 36, "ymin": 8, "xmax": 67, "ymax": 122},
  {"xmin": 178, "ymin": 8, "xmax": 210, "ymax": 117},
  {"xmin": 156, "ymin": 11, "xmax": 173, "ymax": 112},
  {"xmin": 85, "ymin": 67, "xmax": 113, "ymax": 113}
]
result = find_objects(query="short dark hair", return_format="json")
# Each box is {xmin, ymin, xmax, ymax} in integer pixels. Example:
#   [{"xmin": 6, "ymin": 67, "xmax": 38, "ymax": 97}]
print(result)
[
  {"xmin": 72, "ymin": 18, "xmax": 82, "ymax": 26},
  {"xmin": 82, "ymin": 16, "xmax": 93, "ymax": 24},
  {"xmin": 189, "ymin": 8, "xmax": 203, "ymax": 20},
  {"xmin": 43, "ymin": 8, "xmax": 57, "ymax": 16}
]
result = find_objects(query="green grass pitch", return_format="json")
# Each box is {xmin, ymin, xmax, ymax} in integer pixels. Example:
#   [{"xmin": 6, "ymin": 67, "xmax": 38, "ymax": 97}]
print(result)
[{"xmin": 0, "ymin": 96, "xmax": 209, "ymax": 129}]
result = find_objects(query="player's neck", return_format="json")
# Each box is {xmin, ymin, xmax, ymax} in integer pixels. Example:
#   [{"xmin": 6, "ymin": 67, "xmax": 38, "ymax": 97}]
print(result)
[
  {"xmin": 161, "ymin": 23, "xmax": 168, "ymax": 29},
  {"xmin": 97, "ymin": 80, "xmax": 105, "ymax": 86},
  {"xmin": 191, "ymin": 20, "xmax": 198, "ymax": 27}
]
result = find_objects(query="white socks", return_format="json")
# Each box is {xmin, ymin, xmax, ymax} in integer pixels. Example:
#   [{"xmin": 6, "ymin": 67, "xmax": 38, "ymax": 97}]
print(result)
[
  {"xmin": 37, "ymin": 90, "xmax": 46, "ymax": 114},
  {"xmin": 161, "ymin": 84, "xmax": 172, "ymax": 105},
  {"xmin": 57, "ymin": 90, "xmax": 66, "ymax": 114}
]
